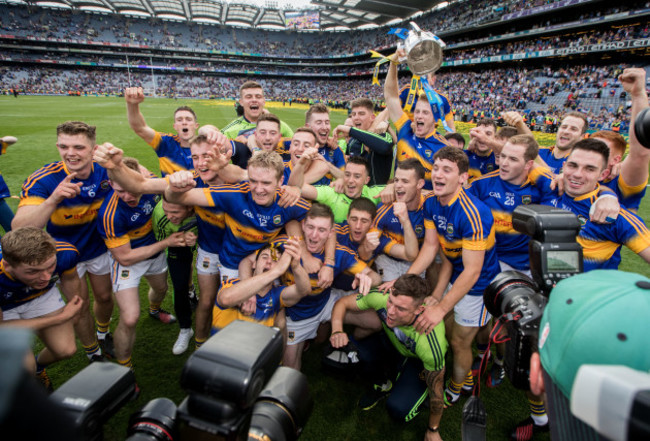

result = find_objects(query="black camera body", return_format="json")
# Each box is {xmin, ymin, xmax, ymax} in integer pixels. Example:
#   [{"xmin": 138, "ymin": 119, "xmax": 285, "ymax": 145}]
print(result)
[
  {"xmin": 484, "ymin": 205, "xmax": 583, "ymax": 389},
  {"xmin": 36, "ymin": 321, "xmax": 312, "ymax": 441}
]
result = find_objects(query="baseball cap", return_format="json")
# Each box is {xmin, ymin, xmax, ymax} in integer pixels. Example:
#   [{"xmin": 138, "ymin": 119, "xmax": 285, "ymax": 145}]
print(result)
[{"xmin": 538, "ymin": 270, "xmax": 650, "ymax": 440}]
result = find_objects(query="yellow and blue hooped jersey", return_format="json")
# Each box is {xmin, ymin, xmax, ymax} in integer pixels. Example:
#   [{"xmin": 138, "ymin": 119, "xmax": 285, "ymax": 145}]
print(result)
[
  {"xmin": 423, "ymin": 189, "xmax": 500, "ymax": 296},
  {"xmin": 602, "ymin": 174, "xmax": 647, "ymax": 212},
  {"xmin": 467, "ymin": 151, "xmax": 498, "ymax": 183},
  {"xmin": 538, "ymin": 145, "xmax": 569, "ymax": 175},
  {"xmin": 194, "ymin": 175, "xmax": 225, "ymax": 255},
  {"xmin": 0, "ymin": 240, "xmax": 79, "ymax": 311},
  {"xmin": 467, "ymin": 171, "xmax": 542, "ymax": 270},
  {"xmin": 20, "ymin": 161, "xmax": 110, "ymax": 262},
  {"xmin": 203, "ymin": 182, "xmax": 311, "ymax": 270},
  {"xmin": 211, "ymin": 278, "xmax": 286, "ymax": 333},
  {"xmin": 149, "ymin": 131, "xmax": 193, "ymax": 177},
  {"xmin": 373, "ymin": 196, "xmax": 426, "ymax": 255},
  {"xmin": 98, "ymin": 191, "xmax": 159, "ymax": 251}
]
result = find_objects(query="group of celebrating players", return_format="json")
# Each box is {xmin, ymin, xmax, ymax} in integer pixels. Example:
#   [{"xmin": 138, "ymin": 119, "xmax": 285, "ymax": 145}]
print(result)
[{"xmin": 2, "ymin": 48, "xmax": 649, "ymax": 441}]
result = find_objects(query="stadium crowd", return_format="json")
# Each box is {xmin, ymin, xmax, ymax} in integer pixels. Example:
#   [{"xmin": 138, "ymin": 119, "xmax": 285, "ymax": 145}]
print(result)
[{"xmin": 1, "ymin": 46, "xmax": 649, "ymax": 440}]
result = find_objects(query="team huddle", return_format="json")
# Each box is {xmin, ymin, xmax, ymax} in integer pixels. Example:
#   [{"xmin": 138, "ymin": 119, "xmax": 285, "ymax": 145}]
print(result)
[{"xmin": 2, "ymin": 54, "xmax": 649, "ymax": 441}]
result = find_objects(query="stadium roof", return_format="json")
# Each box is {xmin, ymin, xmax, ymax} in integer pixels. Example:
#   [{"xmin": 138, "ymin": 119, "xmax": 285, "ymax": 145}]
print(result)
[{"xmin": 5, "ymin": 0, "xmax": 446, "ymax": 30}]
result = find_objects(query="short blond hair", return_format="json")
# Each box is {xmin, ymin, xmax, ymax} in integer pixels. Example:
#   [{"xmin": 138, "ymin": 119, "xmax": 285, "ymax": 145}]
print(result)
[
  {"xmin": 1, "ymin": 227, "xmax": 57, "ymax": 266},
  {"xmin": 247, "ymin": 151, "xmax": 285, "ymax": 181}
]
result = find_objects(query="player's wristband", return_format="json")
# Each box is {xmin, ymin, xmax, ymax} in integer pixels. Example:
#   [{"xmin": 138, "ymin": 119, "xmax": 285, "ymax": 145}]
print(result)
[
  {"xmin": 325, "ymin": 264, "xmax": 335, "ymax": 269},
  {"xmin": 427, "ymin": 426, "xmax": 439, "ymax": 433},
  {"xmin": 331, "ymin": 331, "xmax": 344, "ymax": 336}
]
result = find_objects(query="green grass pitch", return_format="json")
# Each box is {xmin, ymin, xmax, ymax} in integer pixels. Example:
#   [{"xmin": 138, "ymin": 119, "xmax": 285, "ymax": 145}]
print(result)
[{"xmin": 1, "ymin": 95, "xmax": 647, "ymax": 441}]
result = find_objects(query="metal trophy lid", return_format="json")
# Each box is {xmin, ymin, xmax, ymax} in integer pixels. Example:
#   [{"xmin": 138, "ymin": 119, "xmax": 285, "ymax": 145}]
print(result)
[{"xmin": 403, "ymin": 22, "xmax": 445, "ymax": 76}]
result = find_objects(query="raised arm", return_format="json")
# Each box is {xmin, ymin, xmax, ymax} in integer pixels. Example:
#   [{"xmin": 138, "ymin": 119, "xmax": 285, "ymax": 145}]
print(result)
[
  {"xmin": 94, "ymin": 143, "xmax": 168, "ymax": 194},
  {"xmin": 384, "ymin": 51, "xmax": 406, "ymax": 123},
  {"xmin": 125, "ymin": 87, "xmax": 156, "ymax": 144},
  {"xmin": 619, "ymin": 68, "xmax": 650, "ymax": 189}
]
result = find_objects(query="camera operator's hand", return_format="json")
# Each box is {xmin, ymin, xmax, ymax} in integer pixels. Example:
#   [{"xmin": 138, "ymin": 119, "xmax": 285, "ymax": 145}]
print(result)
[
  {"xmin": 415, "ymin": 304, "xmax": 446, "ymax": 335},
  {"xmin": 330, "ymin": 331, "xmax": 349, "ymax": 349}
]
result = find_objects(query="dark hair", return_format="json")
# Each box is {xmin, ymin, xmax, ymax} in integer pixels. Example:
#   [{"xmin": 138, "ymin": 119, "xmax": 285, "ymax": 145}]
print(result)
[
  {"xmin": 174, "ymin": 106, "xmax": 197, "ymax": 121},
  {"xmin": 257, "ymin": 113, "xmax": 281, "ymax": 130},
  {"xmin": 396, "ymin": 158, "xmax": 426, "ymax": 180},
  {"xmin": 570, "ymin": 138, "xmax": 609, "ymax": 168},
  {"xmin": 305, "ymin": 202, "xmax": 334, "ymax": 225},
  {"xmin": 476, "ymin": 118, "xmax": 497, "ymax": 132},
  {"xmin": 57, "ymin": 121, "xmax": 96, "ymax": 144},
  {"xmin": 346, "ymin": 156, "xmax": 371, "ymax": 175},
  {"xmin": 444, "ymin": 132, "xmax": 466, "ymax": 148},
  {"xmin": 392, "ymin": 274, "xmax": 430, "ymax": 303},
  {"xmin": 350, "ymin": 98, "xmax": 374, "ymax": 112},
  {"xmin": 508, "ymin": 134, "xmax": 539, "ymax": 162},
  {"xmin": 306, "ymin": 103, "xmax": 329, "ymax": 123},
  {"xmin": 433, "ymin": 146, "xmax": 469, "ymax": 174},
  {"xmin": 496, "ymin": 126, "xmax": 518, "ymax": 140},
  {"xmin": 348, "ymin": 197, "xmax": 377, "ymax": 220}
]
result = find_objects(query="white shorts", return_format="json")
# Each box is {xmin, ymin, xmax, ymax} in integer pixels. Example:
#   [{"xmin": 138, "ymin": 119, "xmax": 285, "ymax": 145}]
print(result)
[
  {"xmin": 286, "ymin": 293, "xmax": 338, "ymax": 345},
  {"xmin": 454, "ymin": 294, "xmax": 491, "ymax": 327},
  {"xmin": 77, "ymin": 252, "xmax": 111, "ymax": 277},
  {"xmin": 2, "ymin": 286, "xmax": 65, "ymax": 320},
  {"xmin": 110, "ymin": 252, "xmax": 167, "ymax": 292},
  {"xmin": 498, "ymin": 261, "xmax": 532, "ymax": 278},
  {"xmin": 196, "ymin": 247, "xmax": 221, "ymax": 275},
  {"xmin": 217, "ymin": 264, "xmax": 239, "ymax": 281}
]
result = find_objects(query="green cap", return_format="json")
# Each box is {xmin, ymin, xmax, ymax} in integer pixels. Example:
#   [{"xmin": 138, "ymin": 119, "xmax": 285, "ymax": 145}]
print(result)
[{"xmin": 539, "ymin": 269, "xmax": 650, "ymax": 399}]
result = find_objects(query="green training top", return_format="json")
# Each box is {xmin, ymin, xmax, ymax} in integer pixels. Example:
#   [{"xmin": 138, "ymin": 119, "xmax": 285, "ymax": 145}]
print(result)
[
  {"xmin": 152, "ymin": 200, "xmax": 197, "ymax": 245},
  {"xmin": 222, "ymin": 116, "xmax": 294, "ymax": 140},
  {"xmin": 356, "ymin": 290, "xmax": 447, "ymax": 371},
  {"xmin": 315, "ymin": 185, "xmax": 385, "ymax": 224}
]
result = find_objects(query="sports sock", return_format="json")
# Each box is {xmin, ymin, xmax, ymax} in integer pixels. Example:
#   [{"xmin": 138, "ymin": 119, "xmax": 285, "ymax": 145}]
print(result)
[
  {"xmin": 461, "ymin": 370, "xmax": 474, "ymax": 391},
  {"xmin": 446, "ymin": 377, "xmax": 463, "ymax": 400},
  {"xmin": 195, "ymin": 336, "xmax": 206, "ymax": 349},
  {"xmin": 149, "ymin": 302, "xmax": 161, "ymax": 315},
  {"xmin": 529, "ymin": 398, "xmax": 548, "ymax": 426},
  {"xmin": 96, "ymin": 319, "xmax": 110, "ymax": 339},
  {"xmin": 476, "ymin": 343, "xmax": 489, "ymax": 359},
  {"xmin": 117, "ymin": 357, "xmax": 134, "ymax": 372},
  {"xmin": 83, "ymin": 340, "xmax": 102, "ymax": 359}
]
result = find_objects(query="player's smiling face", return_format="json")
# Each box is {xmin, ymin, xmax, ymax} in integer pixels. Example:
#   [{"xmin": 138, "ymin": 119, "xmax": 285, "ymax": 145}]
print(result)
[
  {"xmin": 393, "ymin": 168, "xmax": 423, "ymax": 204},
  {"xmin": 240, "ymin": 87, "xmax": 265, "ymax": 121},
  {"xmin": 255, "ymin": 121, "xmax": 281, "ymax": 152},
  {"xmin": 173, "ymin": 110, "xmax": 198, "ymax": 143},
  {"xmin": 431, "ymin": 158, "xmax": 466, "ymax": 203},
  {"xmin": 302, "ymin": 215, "xmax": 333, "ymax": 254},
  {"xmin": 289, "ymin": 131, "xmax": 316, "ymax": 165},
  {"xmin": 350, "ymin": 106, "xmax": 374, "ymax": 131},
  {"xmin": 555, "ymin": 116, "xmax": 585, "ymax": 151},
  {"xmin": 562, "ymin": 149, "xmax": 607, "ymax": 198},
  {"xmin": 306, "ymin": 112, "xmax": 331, "ymax": 146},
  {"xmin": 191, "ymin": 142, "xmax": 219, "ymax": 183},
  {"xmin": 6, "ymin": 255, "xmax": 57, "ymax": 290},
  {"xmin": 343, "ymin": 162, "xmax": 370, "ymax": 199},
  {"xmin": 248, "ymin": 165, "xmax": 280, "ymax": 207},
  {"xmin": 162, "ymin": 201, "xmax": 192, "ymax": 225},
  {"xmin": 57, "ymin": 133, "xmax": 95, "ymax": 178},
  {"xmin": 413, "ymin": 99, "xmax": 435, "ymax": 137}
]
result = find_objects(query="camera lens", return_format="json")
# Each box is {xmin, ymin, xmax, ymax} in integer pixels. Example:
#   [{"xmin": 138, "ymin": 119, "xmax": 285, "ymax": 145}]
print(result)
[
  {"xmin": 248, "ymin": 367, "xmax": 313, "ymax": 441},
  {"xmin": 127, "ymin": 398, "xmax": 177, "ymax": 441},
  {"xmin": 484, "ymin": 271, "xmax": 537, "ymax": 318},
  {"xmin": 634, "ymin": 107, "xmax": 650, "ymax": 149}
]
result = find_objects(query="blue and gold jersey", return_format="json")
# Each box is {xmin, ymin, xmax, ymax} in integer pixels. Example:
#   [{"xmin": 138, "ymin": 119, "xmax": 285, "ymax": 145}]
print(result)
[
  {"xmin": 202, "ymin": 182, "xmax": 310, "ymax": 269},
  {"xmin": 0, "ymin": 141, "xmax": 12, "ymax": 199},
  {"xmin": 194, "ymin": 175, "xmax": 225, "ymax": 255},
  {"xmin": 282, "ymin": 161, "xmax": 293, "ymax": 186},
  {"xmin": 333, "ymin": 224, "xmax": 390, "ymax": 292},
  {"xmin": 394, "ymin": 113, "xmax": 449, "ymax": 191},
  {"xmin": 373, "ymin": 196, "xmax": 427, "ymax": 255},
  {"xmin": 0, "ymin": 241, "xmax": 79, "ymax": 311},
  {"xmin": 423, "ymin": 189, "xmax": 500, "ymax": 296},
  {"xmin": 602, "ymin": 174, "xmax": 647, "ymax": 212},
  {"xmin": 538, "ymin": 146, "xmax": 569, "ymax": 174},
  {"xmin": 20, "ymin": 161, "xmax": 110, "ymax": 262},
  {"xmin": 149, "ymin": 131, "xmax": 193, "ymax": 177},
  {"xmin": 533, "ymin": 179, "xmax": 650, "ymax": 271},
  {"xmin": 98, "ymin": 191, "xmax": 159, "ymax": 251},
  {"xmin": 279, "ymin": 238, "xmax": 366, "ymax": 321},
  {"xmin": 467, "ymin": 151, "xmax": 498, "ymax": 183},
  {"xmin": 211, "ymin": 278, "xmax": 286, "ymax": 333},
  {"xmin": 357, "ymin": 290, "xmax": 446, "ymax": 372},
  {"xmin": 467, "ymin": 171, "xmax": 542, "ymax": 270}
]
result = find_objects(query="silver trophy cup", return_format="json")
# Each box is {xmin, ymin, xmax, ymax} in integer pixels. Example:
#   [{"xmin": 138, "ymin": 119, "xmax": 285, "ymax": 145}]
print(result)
[{"xmin": 399, "ymin": 22, "xmax": 445, "ymax": 76}]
